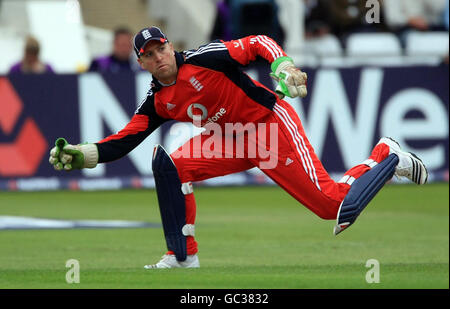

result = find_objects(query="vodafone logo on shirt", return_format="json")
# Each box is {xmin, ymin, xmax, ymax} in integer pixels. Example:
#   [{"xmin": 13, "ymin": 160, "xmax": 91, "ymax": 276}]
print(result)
[
  {"xmin": 187, "ymin": 103, "xmax": 208, "ymax": 121},
  {"xmin": 186, "ymin": 103, "xmax": 227, "ymax": 125}
]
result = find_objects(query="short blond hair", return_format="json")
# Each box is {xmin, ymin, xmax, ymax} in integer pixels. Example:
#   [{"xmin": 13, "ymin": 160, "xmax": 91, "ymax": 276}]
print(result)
[{"xmin": 25, "ymin": 36, "xmax": 40, "ymax": 55}]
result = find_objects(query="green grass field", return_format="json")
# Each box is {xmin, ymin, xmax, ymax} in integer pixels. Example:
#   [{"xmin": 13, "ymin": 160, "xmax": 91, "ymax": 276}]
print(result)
[{"xmin": 0, "ymin": 183, "xmax": 448, "ymax": 289}]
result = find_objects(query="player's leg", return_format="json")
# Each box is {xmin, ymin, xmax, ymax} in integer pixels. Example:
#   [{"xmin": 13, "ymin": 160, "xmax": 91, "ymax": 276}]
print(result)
[
  {"xmin": 145, "ymin": 132, "xmax": 253, "ymax": 269},
  {"xmin": 256, "ymin": 101, "xmax": 394, "ymax": 218},
  {"xmin": 262, "ymin": 100, "xmax": 427, "ymax": 235},
  {"xmin": 334, "ymin": 136, "xmax": 428, "ymax": 234},
  {"xmin": 169, "ymin": 133, "xmax": 253, "ymax": 256},
  {"xmin": 256, "ymin": 100, "xmax": 351, "ymax": 219},
  {"xmin": 145, "ymin": 144, "xmax": 199, "ymax": 268}
]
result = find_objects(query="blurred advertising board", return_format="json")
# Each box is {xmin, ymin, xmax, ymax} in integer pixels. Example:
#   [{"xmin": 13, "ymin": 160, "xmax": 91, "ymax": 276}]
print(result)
[{"xmin": 1, "ymin": 65, "xmax": 448, "ymax": 191}]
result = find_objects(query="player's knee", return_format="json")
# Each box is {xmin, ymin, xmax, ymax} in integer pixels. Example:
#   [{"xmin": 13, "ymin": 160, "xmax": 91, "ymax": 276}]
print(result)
[
  {"xmin": 317, "ymin": 212, "xmax": 337, "ymax": 220},
  {"xmin": 312, "ymin": 204, "xmax": 339, "ymax": 220},
  {"xmin": 170, "ymin": 156, "xmax": 192, "ymax": 183}
]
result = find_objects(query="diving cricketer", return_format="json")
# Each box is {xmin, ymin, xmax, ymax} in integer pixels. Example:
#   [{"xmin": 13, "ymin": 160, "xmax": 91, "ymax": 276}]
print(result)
[{"xmin": 49, "ymin": 27, "xmax": 428, "ymax": 268}]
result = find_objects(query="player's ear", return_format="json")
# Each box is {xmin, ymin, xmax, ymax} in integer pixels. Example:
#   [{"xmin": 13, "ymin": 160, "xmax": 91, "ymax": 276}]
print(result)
[
  {"xmin": 168, "ymin": 42, "xmax": 175, "ymax": 54},
  {"xmin": 137, "ymin": 57, "xmax": 145, "ymax": 69}
]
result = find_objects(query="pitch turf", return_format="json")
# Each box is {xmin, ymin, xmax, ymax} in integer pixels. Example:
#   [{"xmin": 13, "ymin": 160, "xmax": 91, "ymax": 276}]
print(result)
[{"xmin": 0, "ymin": 183, "xmax": 448, "ymax": 289}]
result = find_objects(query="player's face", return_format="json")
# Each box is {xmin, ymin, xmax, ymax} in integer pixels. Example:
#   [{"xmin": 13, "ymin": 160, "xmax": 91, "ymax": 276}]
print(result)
[{"xmin": 138, "ymin": 41, "xmax": 177, "ymax": 84}]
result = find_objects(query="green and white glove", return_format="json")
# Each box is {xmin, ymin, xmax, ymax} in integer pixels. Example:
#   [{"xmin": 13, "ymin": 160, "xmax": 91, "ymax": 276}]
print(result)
[
  {"xmin": 49, "ymin": 137, "xmax": 98, "ymax": 171},
  {"xmin": 270, "ymin": 56, "xmax": 308, "ymax": 99}
]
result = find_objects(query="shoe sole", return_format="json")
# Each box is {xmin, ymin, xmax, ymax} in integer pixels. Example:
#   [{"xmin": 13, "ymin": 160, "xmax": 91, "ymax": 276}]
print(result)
[
  {"xmin": 409, "ymin": 152, "xmax": 428, "ymax": 185},
  {"xmin": 144, "ymin": 255, "xmax": 200, "ymax": 269},
  {"xmin": 144, "ymin": 264, "xmax": 200, "ymax": 269}
]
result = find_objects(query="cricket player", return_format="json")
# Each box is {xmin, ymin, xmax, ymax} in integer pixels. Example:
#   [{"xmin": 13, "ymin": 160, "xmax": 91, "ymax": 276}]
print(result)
[{"xmin": 49, "ymin": 27, "xmax": 428, "ymax": 269}]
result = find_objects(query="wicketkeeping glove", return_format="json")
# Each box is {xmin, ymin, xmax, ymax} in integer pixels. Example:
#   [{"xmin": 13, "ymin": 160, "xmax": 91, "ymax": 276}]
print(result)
[
  {"xmin": 49, "ymin": 137, "xmax": 98, "ymax": 171},
  {"xmin": 270, "ymin": 56, "xmax": 308, "ymax": 99}
]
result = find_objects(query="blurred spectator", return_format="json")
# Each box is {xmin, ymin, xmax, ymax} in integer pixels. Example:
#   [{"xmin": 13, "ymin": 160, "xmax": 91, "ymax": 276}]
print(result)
[
  {"xmin": 210, "ymin": 0, "xmax": 232, "ymax": 41},
  {"xmin": 210, "ymin": 0, "xmax": 284, "ymax": 46},
  {"xmin": 304, "ymin": 0, "xmax": 331, "ymax": 38},
  {"xmin": 383, "ymin": 0, "xmax": 448, "ymax": 32},
  {"xmin": 326, "ymin": 0, "xmax": 387, "ymax": 41},
  {"xmin": 89, "ymin": 26, "xmax": 141, "ymax": 73},
  {"xmin": 442, "ymin": 1, "xmax": 449, "ymax": 65},
  {"xmin": 8, "ymin": 36, "xmax": 54, "ymax": 74},
  {"xmin": 444, "ymin": 0, "xmax": 449, "ymax": 30}
]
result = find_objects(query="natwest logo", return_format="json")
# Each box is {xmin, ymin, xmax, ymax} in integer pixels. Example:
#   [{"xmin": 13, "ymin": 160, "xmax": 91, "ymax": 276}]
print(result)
[{"xmin": 0, "ymin": 78, "xmax": 47, "ymax": 177}]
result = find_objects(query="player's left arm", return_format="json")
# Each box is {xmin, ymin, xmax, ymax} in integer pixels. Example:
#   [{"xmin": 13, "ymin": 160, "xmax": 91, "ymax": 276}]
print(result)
[
  {"xmin": 49, "ymin": 92, "xmax": 166, "ymax": 171},
  {"xmin": 224, "ymin": 35, "xmax": 307, "ymax": 99}
]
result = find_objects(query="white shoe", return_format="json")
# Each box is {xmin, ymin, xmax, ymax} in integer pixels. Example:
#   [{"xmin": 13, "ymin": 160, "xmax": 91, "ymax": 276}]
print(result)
[
  {"xmin": 144, "ymin": 254, "xmax": 200, "ymax": 269},
  {"xmin": 377, "ymin": 137, "xmax": 428, "ymax": 185}
]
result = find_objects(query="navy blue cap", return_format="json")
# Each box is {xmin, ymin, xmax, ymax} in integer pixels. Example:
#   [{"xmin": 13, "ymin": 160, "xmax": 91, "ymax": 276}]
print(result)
[{"xmin": 133, "ymin": 26, "xmax": 168, "ymax": 57}]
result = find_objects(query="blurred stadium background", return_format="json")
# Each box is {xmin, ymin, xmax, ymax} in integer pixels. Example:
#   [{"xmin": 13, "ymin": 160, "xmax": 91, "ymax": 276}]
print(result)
[
  {"xmin": 0, "ymin": 0, "xmax": 448, "ymax": 289},
  {"xmin": 0, "ymin": 0, "xmax": 448, "ymax": 191}
]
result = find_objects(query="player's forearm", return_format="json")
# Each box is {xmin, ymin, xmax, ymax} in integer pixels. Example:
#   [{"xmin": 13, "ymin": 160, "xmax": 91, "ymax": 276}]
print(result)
[
  {"xmin": 251, "ymin": 35, "xmax": 287, "ymax": 63},
  {"xmin": 94, "ymin": 114, "xmax": 156, "ymax": 163},
  {"xmin": 49, "ymin": 126, "xmax": 154, "ymax": 171},
  {"xmin": 226, "ymin": 35, "xmax": 287, "ymax": 66},
  {"xmin": 96, "ymin": 131, "xmax": 150, "ymax": 163}
]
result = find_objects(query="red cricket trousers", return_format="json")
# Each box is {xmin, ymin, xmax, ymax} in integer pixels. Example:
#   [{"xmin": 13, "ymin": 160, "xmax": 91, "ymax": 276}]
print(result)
[{"xmin": 169, "ymin": 100, "xmax": 390, "ymax": 255}]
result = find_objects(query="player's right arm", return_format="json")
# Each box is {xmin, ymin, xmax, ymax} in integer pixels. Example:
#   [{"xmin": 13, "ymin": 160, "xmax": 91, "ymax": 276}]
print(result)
[
  {"xmin": 224, "ymin": 35, "xmax": 307, "ymax": 99},
  {"xmin": 49, "ymin": 92, "xmax": 168, "ymax": 171}
]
